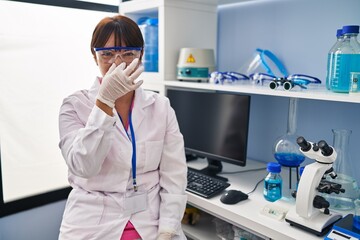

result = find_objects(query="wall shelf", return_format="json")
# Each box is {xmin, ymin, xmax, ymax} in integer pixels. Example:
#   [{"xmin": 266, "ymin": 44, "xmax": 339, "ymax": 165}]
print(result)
[{"xmin": 164, "ymin": 81, "xmax": 360, "ymax": 104}]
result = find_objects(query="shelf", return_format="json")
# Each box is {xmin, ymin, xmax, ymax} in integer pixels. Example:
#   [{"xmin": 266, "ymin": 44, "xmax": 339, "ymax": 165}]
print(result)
[
  {"xmin": 164, "ymin": 81, "xmax": 360, "ymax": 104},
  {"xmin": 182, "ymin": 211, "xmax": 220, "ymax": 240}
]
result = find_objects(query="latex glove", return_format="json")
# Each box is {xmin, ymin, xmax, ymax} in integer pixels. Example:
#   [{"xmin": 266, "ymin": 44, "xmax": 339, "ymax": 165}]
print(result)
[
  {"xmin": 97, "ymin": 58, "xmax": 144, "ymax": 108},
  {"xmin": 156, "ymin": 232, "xmax": 173, "ymax": 240}
]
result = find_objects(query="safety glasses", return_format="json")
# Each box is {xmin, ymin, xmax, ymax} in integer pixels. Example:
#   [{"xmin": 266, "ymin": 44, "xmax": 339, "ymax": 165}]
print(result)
[
  {"xmin": 94, "ymin": 47, "xmax": 142, "ymax": 64},
  {"xmin": 210, "ymin": 71, "xmax": 250, "ymax": 84},
  {"xmin": 249, "ymin": 73, "xmax": 321, "ymax": 90}
]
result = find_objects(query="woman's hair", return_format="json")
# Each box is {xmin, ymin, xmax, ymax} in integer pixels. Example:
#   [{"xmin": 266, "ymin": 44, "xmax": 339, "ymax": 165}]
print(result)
[{"xmin": 90, "ymin": 15, "xmax": 144, "ymax": 57}]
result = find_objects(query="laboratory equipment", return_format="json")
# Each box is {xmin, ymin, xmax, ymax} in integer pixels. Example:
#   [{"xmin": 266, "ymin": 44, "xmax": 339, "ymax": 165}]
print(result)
[
  {"xmin": 326, "ymin": 29, "xmax": 343, "ymax": 90},
  {"xmin": 186, "ymin": 168, "xmax": 230, "ymax": 199},
  {"xmin": 263, "ymin": 162, "xmax": 282, "ymax": 202},
  {"xmin": 238, "ymin": 48, "xmax": 288, "ymax": 79},
  {"xmin": 355, "ymin": 199, "xmax": 360, "ymax": 230},
  {"xmin": 285, "ymin": 136, "xmax": 343, "ymax": 236},
  {"xmin": 166, "ymin": 88, "xmax": 250, "ymax": 179},
  {"xmin": 210, "ymin": 71, "xmax": 249, "ymax": 84},
  {"xmin": 330, "ymin": 25, "xmax": 360, "ymax": 93},
  {"xmin": 273, "ymin": 98, "xmax": 304, "ymax": 200},
  {"xmin": 177, "ymin": 48, "xmax": 215, "ymax": 81},
  {"xmin": 324, "ymin": 129, "xmax": 359, "ymax": 210},
  {"xmin": 138, "ymin": 17, "xmax": 158, "ymax": 72},
  {"xmin": 325, "ymin": 214, "xmax": 360, "ymax": 240},
  {"xmin": 249, "ymin": 73, "xmax": 321, "ymax": 90}
]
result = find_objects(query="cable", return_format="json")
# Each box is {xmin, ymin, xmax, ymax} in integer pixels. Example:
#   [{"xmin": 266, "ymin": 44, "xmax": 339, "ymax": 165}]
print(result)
[
  {"xmin": 246, "ymin": 178, "xmax": 265, "ymax": 195},
  {"xmin": 221, "ymin": 167, "xmax": 266, "ymax": 174}
]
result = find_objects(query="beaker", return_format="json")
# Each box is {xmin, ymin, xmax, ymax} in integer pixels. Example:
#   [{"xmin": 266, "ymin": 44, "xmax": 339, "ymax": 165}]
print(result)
[
  {"xmin": 325, "ymin": 129, "xmax": 360, "ymax": 210},
  {"xmin": 354, "ymin": 199, "xmax": 360, "ymax": 230}
]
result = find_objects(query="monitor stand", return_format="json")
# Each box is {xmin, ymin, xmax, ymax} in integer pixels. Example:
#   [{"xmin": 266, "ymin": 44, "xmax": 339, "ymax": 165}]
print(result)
[{"xmin": 197, "ymin": 158, "xmax": 228, "ymax": 182}]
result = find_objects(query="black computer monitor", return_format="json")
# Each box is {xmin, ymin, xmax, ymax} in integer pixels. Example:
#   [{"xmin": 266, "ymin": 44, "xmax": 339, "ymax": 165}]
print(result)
[{"xmin": 166, "ymin": 87, "xmax": 251, "ymax": 180}]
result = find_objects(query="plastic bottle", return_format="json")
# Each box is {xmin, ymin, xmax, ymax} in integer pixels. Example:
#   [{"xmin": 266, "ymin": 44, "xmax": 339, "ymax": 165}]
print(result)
[
  {"xmin": 138, "ymin": 18, "xmax": 158, "ymax": 72},
  {"xmin": 330, "ymin": 25, "xmax": 360, "ymax": 93},
  {"xmin": 326, "ymin": 29, "xmax": 343, "ymax": 90},
  {"xmin": 264, "ymin": 162, "xmax": 282, "ymax": 202}
]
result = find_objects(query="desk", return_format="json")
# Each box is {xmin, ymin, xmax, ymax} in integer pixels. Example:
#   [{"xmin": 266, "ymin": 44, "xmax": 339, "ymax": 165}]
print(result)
[{"xmin": 183, "ymin": 158, "xmax": 349, "ymax": 240}]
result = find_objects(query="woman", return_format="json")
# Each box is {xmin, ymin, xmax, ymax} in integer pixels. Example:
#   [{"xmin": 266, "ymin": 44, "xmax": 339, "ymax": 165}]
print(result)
[{"xmin": 58, "ymin": 14, "xmax": 187, "ymax": 240}]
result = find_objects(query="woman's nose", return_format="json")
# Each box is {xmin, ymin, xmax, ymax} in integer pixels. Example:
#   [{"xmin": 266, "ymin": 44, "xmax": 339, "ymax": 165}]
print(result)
[{"xmin": 114, "ymin": 54, "xmax": 122, "ymax": 66}]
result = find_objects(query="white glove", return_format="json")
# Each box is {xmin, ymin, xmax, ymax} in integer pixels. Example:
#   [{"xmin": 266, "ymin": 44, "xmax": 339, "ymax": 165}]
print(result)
[
  {"xmin": 156, "ymin": 232, "xmax": 173, "ymax": 240},
  {"xmin": 97, "ymin": 58, "xmax": 144, "ymax": 108}
]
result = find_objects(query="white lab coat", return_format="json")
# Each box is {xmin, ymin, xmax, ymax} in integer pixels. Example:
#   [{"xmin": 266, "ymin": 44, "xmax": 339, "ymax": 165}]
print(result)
[{"xmin": 58, "ymin": 78, "xmax": 188, "ymax": 240}]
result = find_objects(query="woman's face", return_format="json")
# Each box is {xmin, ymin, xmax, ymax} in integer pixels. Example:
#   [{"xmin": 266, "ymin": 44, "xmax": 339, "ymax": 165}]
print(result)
[{"xmin": 95, "ymin": 33, "xmax": 142, "ymax": 76}]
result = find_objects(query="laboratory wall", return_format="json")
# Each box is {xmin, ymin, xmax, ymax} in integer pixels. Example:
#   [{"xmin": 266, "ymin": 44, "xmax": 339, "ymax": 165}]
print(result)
[
  {"xmin": 217, "ymin": 0, "xmax": 360, "ymax": 184},
  {"xmin": 0, "ymin": 0, "xmax": 360, "ymax": 240}
]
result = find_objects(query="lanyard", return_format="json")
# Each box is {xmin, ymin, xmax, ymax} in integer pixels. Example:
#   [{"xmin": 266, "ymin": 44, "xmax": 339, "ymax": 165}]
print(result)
[{"xmin": 118, "ymin": 108, "xmax": 137, "ymax": 192}]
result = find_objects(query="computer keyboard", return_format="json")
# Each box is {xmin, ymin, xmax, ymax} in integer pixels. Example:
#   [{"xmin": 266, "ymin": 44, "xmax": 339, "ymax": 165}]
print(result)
[{"xmin": 186, "ymin": 168, "xmax": 231, "ymax": 199}]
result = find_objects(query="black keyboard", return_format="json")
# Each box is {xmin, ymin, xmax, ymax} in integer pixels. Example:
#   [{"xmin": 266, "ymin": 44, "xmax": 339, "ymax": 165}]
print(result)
[{"xmin": 186, "ymin": 168, "xmax": 230, "ymax": 198}]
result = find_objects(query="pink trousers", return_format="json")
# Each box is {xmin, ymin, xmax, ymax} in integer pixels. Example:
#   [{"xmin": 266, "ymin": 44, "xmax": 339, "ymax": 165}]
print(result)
[{"xmin": 120, "ymin": 221, "xmax": 142, "ymax": 240}]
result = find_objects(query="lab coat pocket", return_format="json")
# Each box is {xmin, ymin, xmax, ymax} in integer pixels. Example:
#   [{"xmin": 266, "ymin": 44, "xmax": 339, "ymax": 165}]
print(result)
[
  {"xmin": 144, "ymin": 140, "xmax": 164, "ymax": 172},
  {"xmin": 63, "ymin": 189, "xmax": 105, "ymax": 227}
]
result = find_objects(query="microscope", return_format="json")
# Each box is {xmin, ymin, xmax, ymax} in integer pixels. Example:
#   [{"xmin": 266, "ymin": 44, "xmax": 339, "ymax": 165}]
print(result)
[{"xmin": 285, "ymin": 136, "xmax": 344, "ymax": 236}]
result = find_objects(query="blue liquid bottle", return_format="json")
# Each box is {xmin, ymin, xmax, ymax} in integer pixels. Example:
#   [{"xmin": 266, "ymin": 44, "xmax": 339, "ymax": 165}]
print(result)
[
  {"xmin": 330, "ymin": 25, "xmax": 360, "ymax": 93},
  {"xmin": 138, "ymin": 18, "xmax": 159, "ymax": 72},
  {"xmin": 264, "ymin": 162, "xmax": 282, "ymax": 202},
  {"xmin": 326, "ymin": 29, "xmax": 343, "ymax": 90}
]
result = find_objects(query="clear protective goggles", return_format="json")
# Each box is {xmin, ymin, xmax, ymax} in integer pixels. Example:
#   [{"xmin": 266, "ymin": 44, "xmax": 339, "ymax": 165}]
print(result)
[
  {"xmin": 249, "ymin": 73, "xmax": 321, "ymax": 90},
  {"xmin": 210, "ymin": 71, "xmax": 249, "ymax": 84},
  {"xmin": 94, "ymin": 46, "xmax": 142, "ymax": 64}
]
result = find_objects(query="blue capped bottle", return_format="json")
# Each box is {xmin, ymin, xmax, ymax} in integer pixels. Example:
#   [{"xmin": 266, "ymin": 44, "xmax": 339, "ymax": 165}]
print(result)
[
  {"xmin": 326, "ymin": 29, "xmax": 343, "ymax": 90},
  {"xmin": 330, "ymin": 25, "xmax": 360, "ymax": 93},
  {"xmin": 264, "ymin": 162, "xmax": 282, "ymax": 202},
  {"xmin": 138, "ymin": 18, "xmax": 159, "ymax": 72}
]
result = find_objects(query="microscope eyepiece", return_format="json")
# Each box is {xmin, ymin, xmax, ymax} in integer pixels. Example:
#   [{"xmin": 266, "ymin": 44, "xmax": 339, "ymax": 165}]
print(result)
[
  {"xmin": 297, "ymin": 136, "xmax": 311, "ymax": 152},
  {"xmin": 318, "ymin": 140, "xmax": 333, "ymax": 156}
]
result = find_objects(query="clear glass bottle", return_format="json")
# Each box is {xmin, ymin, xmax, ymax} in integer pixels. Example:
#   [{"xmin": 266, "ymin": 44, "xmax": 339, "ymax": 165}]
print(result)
[
  {"xmin": 330, "ymin": 25, "xmax": 360, "ymax": 93},
  {"xmin": 325, "ymin": 129, "xmax": 360, "ymax": 210},
  {"xmin": 264, "ymin": 162, "xmax": 282, "ymax": 202},
  {"xmin": 326, "ymin": 28, "xmax": 343, "ymax": 90}
]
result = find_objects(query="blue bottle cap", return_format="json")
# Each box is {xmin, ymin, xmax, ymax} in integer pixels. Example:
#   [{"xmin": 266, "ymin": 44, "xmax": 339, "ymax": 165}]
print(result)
[
  {"xmin": 336, "ymin": 29, "xmax": 343, "ymax": 37},
  {"xmin": 145, "ymin": 18, "xmax": 158, "ymax": 26},
  {"xmin": 267, "ymin": 162, "xmax": 281, "ymax": 173},
  {"xmin": 299, "ymin": 166, "xmax": 305, "ymax": 176},
  {"xmin": 342, "ymin": 25, "xmax": 359, "ymax": 34}
]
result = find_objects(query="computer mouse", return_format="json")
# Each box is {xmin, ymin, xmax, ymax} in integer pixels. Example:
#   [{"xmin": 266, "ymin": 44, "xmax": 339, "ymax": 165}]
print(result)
[{"xmin": 220, "ymin": 190, "xmax": 248, "ymax": 205}]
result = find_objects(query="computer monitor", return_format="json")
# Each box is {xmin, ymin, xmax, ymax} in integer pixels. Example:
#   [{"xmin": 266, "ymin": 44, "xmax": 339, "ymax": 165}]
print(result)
[{"xmin": 166, "ymin": 87, "xmax": 251, "ymax": 180}]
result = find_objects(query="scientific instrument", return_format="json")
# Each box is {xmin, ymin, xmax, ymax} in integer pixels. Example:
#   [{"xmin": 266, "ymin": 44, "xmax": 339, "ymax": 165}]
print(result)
[
  {"xmin": 325, "ymin": 214, "xmax": 360, "ymax": 240},
  {"xmin": 177, "ymin": 48, "xmax": 215, "ymax": 82},
  {"xmin": 285, "ymin": 136, "xmax": 343, "ymax": 236}
]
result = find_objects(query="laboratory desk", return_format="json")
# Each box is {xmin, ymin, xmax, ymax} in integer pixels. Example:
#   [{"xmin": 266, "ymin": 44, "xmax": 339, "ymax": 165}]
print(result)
[{"xmin": 183, "ymin": 158, "xmax": 350, "ymax": 240}]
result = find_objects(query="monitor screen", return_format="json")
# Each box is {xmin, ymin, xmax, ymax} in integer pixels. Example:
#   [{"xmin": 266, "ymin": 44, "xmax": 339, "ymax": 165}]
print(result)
[{"xmin": 166, "ymin": 87, "xmax": 251, "ymax": 178}]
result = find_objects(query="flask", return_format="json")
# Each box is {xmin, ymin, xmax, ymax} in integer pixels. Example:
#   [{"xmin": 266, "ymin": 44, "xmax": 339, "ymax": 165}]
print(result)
[
  {"xmin": 273, "ymin": 98, "xmax": 305, "ymax": 199},
  {"xmin": 264, "ymin": 162, "xmax": 282, "ymax": 202},
  {"xmin": 325, "ymin": 129, "xmax": 360, "ymax": 210},
  {"xmin": 330, "ymin": 25, "xmax": 360, "ymax": 93},
  {"xmin": 326, "ymin": 29, "xmax": 343, "ymax": 90},
  {"xmin": 138, "ymin": 18, "xmax": 158, "ymax": 72}
]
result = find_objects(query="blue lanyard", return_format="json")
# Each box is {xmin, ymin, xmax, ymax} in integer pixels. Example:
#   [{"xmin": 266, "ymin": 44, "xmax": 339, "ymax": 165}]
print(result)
[{"xmin": 118, "ymin": 110, "xmax": 137, "ymax": 192}]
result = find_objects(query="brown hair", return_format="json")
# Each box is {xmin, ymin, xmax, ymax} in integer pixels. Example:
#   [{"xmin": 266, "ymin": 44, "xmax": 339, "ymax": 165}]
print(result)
[{"xmin": 90, "ymin": 15, "xmax": 144, "ymax": 58}]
